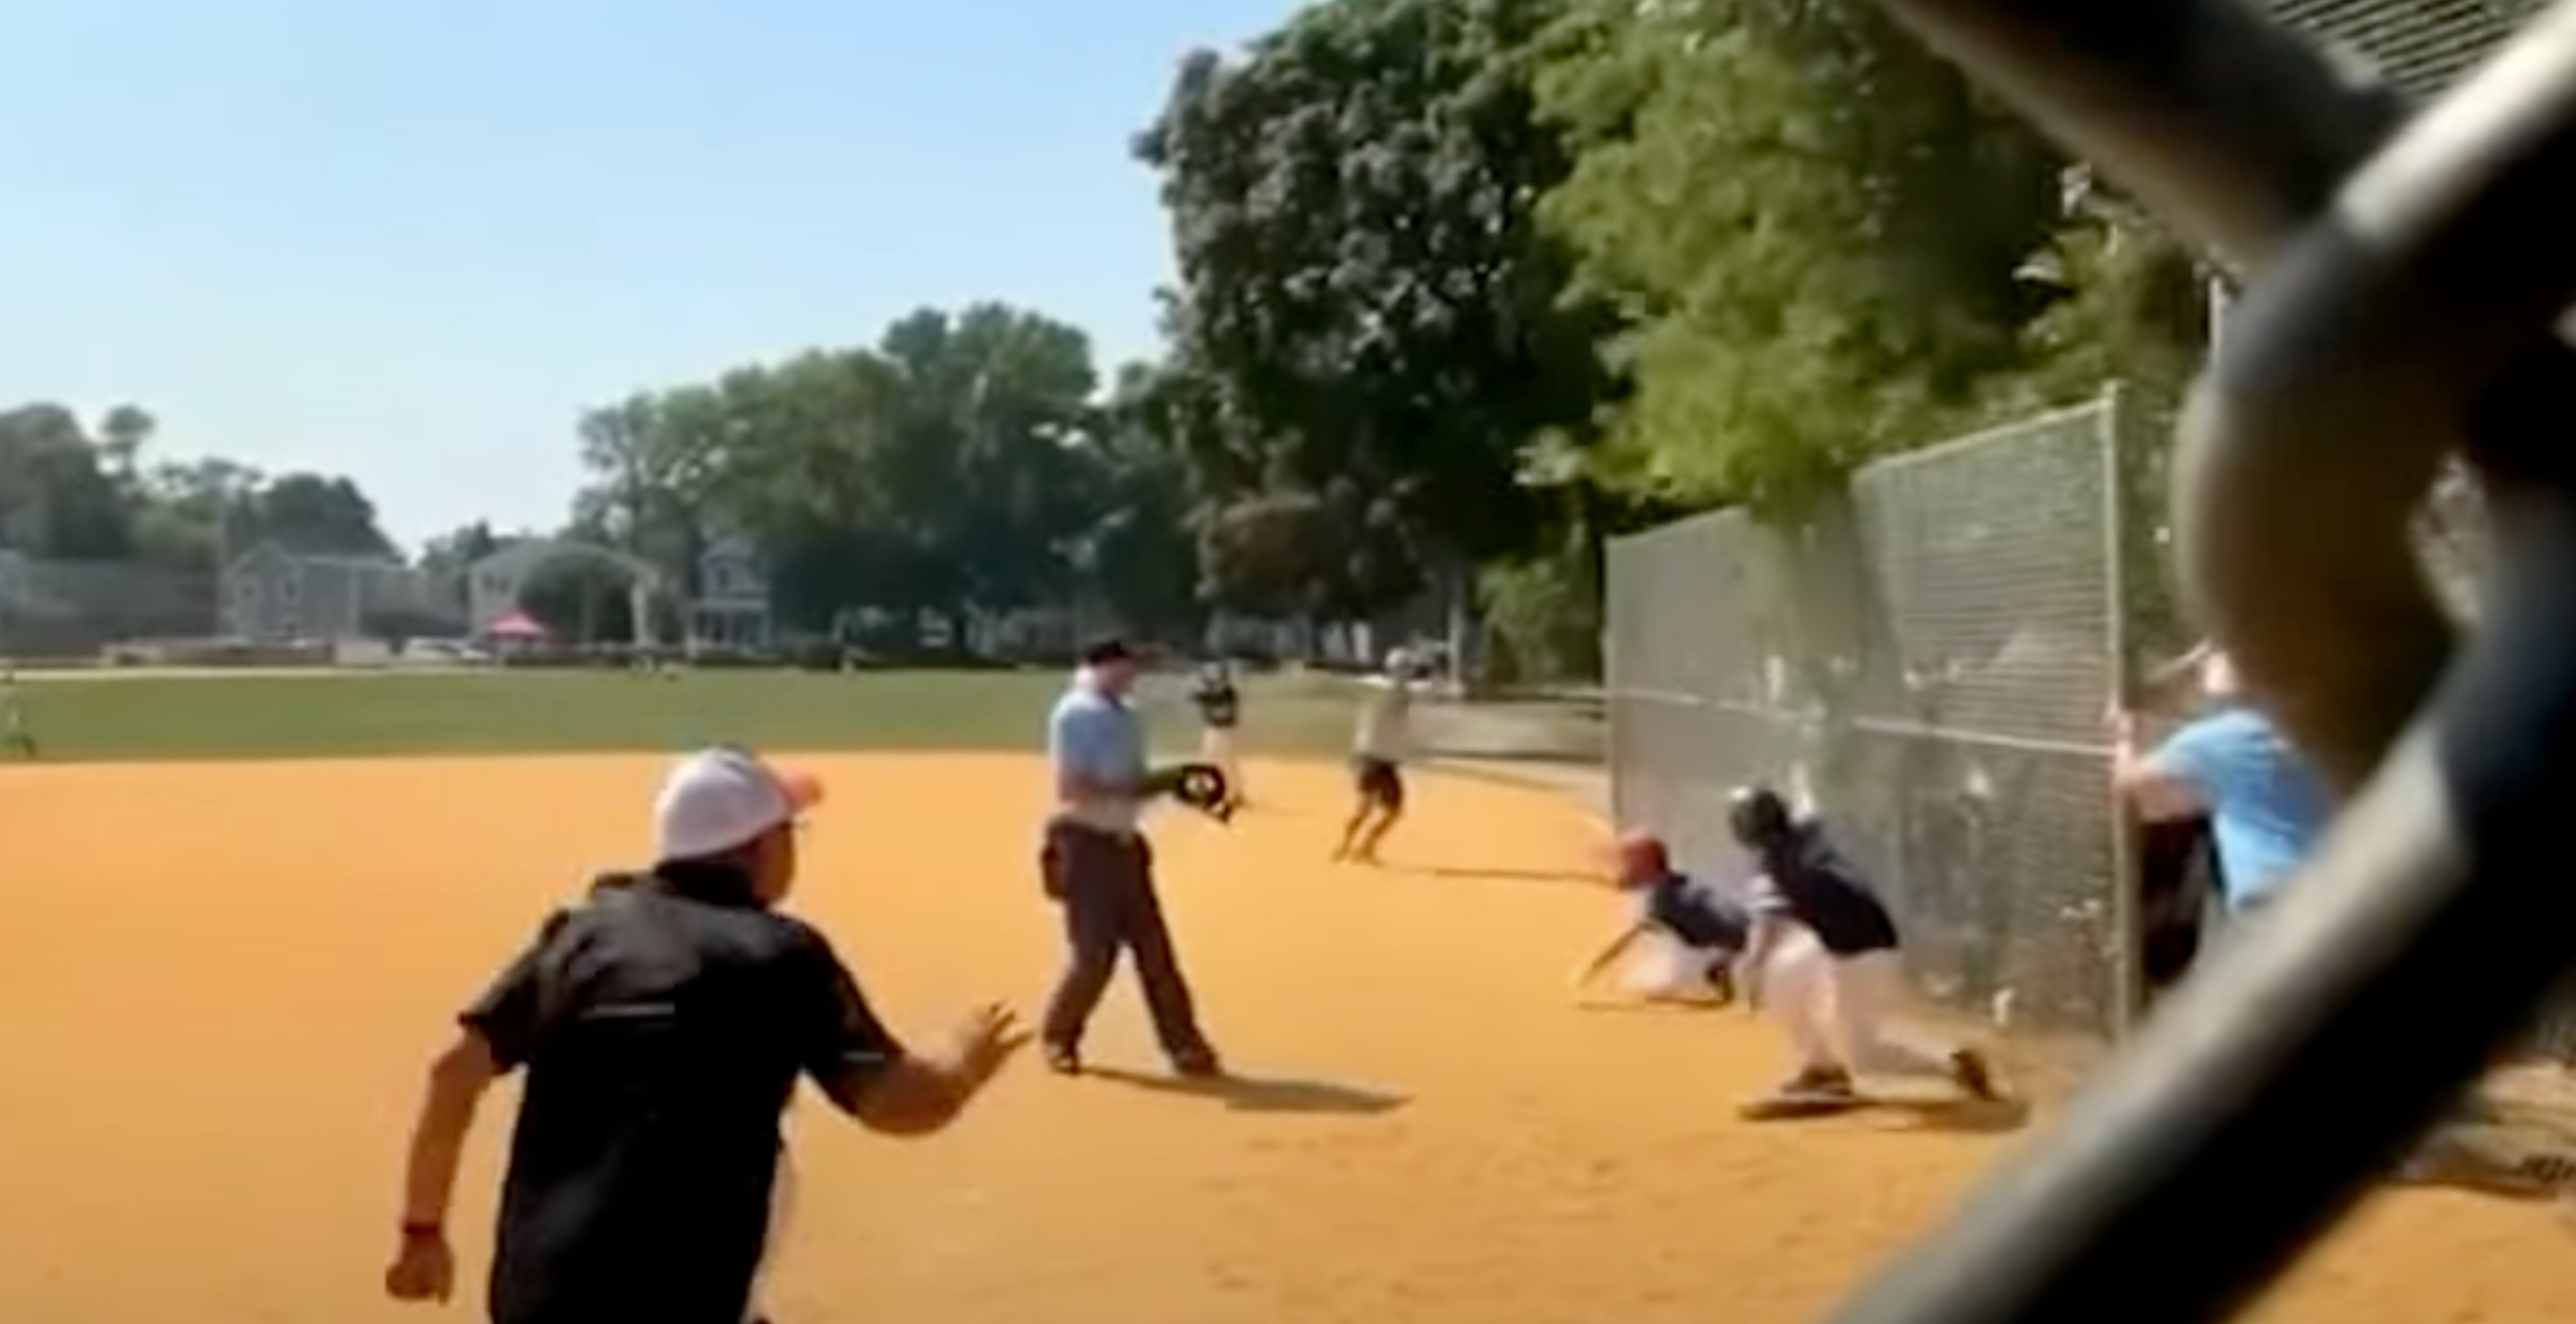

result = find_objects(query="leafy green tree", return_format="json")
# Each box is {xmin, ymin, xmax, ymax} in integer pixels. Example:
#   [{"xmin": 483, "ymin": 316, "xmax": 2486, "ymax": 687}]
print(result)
[
  {"xmin": 0, "ymin": 403, "xmax": 134, "ymax": 557},
  {"xmin": 1479, "ymin": 525, "xmax": 1608, "ymax": 683},
  {"xmin": 136, "ymin": 455, "xmax": 261, "ymax": 569},
  {"xmin": 572, "ymin": 302, "xmax": 1133, "ymax": 645},
  {"xmin": 1139, "ymin": 0, "xmax": 1617, "ymax": 611},
  {"xmin": 1534, "ymin": 0, "xmax": 2065, "ymax": 515},
  {"xmin": 516, "ymin": 554, "xmax": 639, "ymax": 643},
  {"xmin": 96, "ymin": 404, "xmax": 156, "ymax": 494},
  {"xmin": 417, "ymin": 521, "xmax": 504, "ymax": 576},
  {"xmin": 573, "ymin": 389, "xmax": 721, "ymax": 592},
  {"xmin": 874, "ymin": 304, "xmax": 1102, "ymax": 617},
  {"xmin": 1081, "ymin": 363, "xmax": 1215, "ymax": 640},
  {"xmin": 244, "ymin": 472, "xmax": 397, "ymax": 557}
]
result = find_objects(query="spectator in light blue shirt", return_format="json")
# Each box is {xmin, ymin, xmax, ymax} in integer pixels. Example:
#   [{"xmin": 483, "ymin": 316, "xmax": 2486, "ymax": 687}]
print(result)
[{"xmin": 2113, "ymin": 646, "xmax": 2334, "ymax": 913}]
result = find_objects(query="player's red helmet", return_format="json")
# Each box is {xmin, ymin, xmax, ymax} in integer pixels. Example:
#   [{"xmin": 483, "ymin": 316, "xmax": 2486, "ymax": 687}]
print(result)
[{"xmin": 1615, "ymin": 831, "xmax": 1671, "ymax": 886}]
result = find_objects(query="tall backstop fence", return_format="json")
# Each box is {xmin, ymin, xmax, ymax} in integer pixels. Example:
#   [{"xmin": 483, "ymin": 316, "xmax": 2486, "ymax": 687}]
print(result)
[
  {"xmin": 1606, "ymin": 390, "xmax": 2561, "ymax": 1058},
  {"xmin": 0, "ymin": 552, "xmax": 216, "ymax": 662},
  {"xmin": 1606, "ymin": 393, "xmax": 2165, "ymax": 1037}
]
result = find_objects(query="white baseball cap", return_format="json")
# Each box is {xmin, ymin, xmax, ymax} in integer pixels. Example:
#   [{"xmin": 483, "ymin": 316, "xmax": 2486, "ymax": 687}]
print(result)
[{"xmin": 652, "ymin": 746, "xmax": 825, "ymax": 863}]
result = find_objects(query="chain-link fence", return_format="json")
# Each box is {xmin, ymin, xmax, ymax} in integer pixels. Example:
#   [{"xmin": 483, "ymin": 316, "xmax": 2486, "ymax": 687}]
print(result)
[
  {"xmin": 1606, "ymin": 386, "xmax": 2576, "ymax": 1072},
  {"xmin": 1607, "ymin": 394, "xmax": 2140, "ymax": 1035},
  {"xmin": 0, "ymin": 552, "xmax": 216, "ymax": 661}
]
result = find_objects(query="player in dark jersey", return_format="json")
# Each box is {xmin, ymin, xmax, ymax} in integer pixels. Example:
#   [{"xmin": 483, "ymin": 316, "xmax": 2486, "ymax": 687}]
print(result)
[
  {"xmin": 1728, "ymin": 786, "xmax": 2000, "ymax": 1106},
  {"xmin": 1573, "ymin": 832, "xmax": 1749, "ymax": 1004},
  {"xmin": 1190, "ymin": 659, "xmax": 1246, "ymax": 813}
]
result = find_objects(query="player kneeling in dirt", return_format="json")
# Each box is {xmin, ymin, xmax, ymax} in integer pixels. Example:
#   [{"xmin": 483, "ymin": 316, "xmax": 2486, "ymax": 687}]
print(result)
[
  {"xmin": 1572, "ymin": 832, "xmax": 1749, "ymax": 1005},
  {"xmin": 1728, "ymin": 786, "xmax": 2001, "ymax": 1110}
]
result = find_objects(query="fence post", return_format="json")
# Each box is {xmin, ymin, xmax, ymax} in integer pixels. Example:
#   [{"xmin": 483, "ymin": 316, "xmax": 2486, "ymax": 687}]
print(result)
[
  {"xmin": 1602, "ymin": 538, "xmax": 1624, "ymax": 828},
  {"xmin": 2098, "ymin": 382, "xmax": 2146, "ymax": 1037}
]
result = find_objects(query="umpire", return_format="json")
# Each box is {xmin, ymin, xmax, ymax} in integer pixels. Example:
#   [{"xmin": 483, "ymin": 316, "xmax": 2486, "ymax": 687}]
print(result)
[{"xmin": 1039, "ymin": 637, "xmax": 1224, "ymax": 1078}]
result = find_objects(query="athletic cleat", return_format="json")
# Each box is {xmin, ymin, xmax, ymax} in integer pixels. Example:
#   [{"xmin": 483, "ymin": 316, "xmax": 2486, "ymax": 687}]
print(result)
[
  {"xmin": 1171, "ymin": 1047, "xmax": 1224, "ymax": 1079},
  {"xmin": 1781, "ymin": 1065, "xmax": 1858, "ymax": 1100},
  {"xmin": 1043, "ymin": 1043, "xmax": 1082, "ymax": 1076}
]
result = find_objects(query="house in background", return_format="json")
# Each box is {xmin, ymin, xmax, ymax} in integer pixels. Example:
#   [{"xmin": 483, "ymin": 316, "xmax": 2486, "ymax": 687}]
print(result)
[
  {"xmin": 685, "ymin": 534, "xmax": 773, "ymax": 651},
  {"xmin": 223, "ymin": 543, "xmax": 460, "ymax": 642},
  {"xmin": 467, "ymin": 536, "xmax": 749, "ymax": 647}
]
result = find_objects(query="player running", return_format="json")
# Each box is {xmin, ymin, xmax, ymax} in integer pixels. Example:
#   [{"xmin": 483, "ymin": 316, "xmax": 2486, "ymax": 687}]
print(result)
[
  {"xmin": 1572, "ymin": 832, "xmax": 1750, "ymax": 1005},
  {"xmin": 1728, "ymin": 785, "xmax": 2001, "ymax": 1108},
  {"xmin": 1333, "ymin": 649, "xmax": 1422, "ymax": 866},
  {"xmin": 1190, "ymin": 658, "xmax": 1246, "ymax": 813}
]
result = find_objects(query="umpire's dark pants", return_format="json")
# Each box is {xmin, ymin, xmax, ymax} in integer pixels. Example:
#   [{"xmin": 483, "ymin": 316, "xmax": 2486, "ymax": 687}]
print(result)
[{"xmin": 1039, "ymin": 819, "xmax": 1211, "ymax": 1056}]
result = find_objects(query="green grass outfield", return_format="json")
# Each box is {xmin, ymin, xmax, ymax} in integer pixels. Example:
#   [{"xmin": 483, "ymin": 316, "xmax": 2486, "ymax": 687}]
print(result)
[{"xmin": 2, "ymin": 667, "xmax": 1367, "ymax": 764}]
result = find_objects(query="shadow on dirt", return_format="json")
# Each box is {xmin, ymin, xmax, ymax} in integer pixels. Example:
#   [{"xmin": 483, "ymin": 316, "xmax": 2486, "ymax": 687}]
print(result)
[{"xmin": 1083, "ymin": 1066, "xmax": 1411, "ymax": 1116}]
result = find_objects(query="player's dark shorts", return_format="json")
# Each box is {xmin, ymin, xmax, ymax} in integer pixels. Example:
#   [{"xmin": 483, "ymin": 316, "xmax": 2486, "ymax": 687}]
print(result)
[{"xmin": 1352, "ymin": 757, "xmax": 1404, "ymax": 811}]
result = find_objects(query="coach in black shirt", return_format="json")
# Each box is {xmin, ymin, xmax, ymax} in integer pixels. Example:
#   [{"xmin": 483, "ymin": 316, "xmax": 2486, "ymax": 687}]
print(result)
[{"xmin": 385, "ymin": 747, "xmax": 1024, "ymax": 1324}]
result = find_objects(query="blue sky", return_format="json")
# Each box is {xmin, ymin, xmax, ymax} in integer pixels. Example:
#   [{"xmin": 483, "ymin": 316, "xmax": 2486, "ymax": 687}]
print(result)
[{"xmin": 0, "ymin": 0, "xmax": 1293, "ymax": 551}]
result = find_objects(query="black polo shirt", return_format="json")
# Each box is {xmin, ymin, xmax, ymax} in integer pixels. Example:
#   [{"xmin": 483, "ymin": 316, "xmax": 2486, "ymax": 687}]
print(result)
[
  {"xmin": 1192, "ymin": 678, "xmax": 1241, "ymax": 729},
  {"xmin": 1750, "ymin": 822, "xmax": 1901, "ymax": 956},
  {"xmin": 1640, "ymin": 871, "xmax": 1750, "ymax": 952},
  {"xmin": 462, "ymin": 863, "xmax": 902, "ymax": 1324}
]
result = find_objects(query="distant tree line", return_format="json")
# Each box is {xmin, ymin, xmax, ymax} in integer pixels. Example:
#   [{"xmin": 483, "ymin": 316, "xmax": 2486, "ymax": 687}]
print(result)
[{"xmin": 0, "ymin": 402, "xmax": 396, "ymax": 570}]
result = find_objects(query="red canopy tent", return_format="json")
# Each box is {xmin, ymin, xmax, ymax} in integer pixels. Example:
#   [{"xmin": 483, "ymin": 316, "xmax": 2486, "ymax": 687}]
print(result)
[{"xmin": 484, "ymin": 608, "xmax": 551, "ymax": 643}]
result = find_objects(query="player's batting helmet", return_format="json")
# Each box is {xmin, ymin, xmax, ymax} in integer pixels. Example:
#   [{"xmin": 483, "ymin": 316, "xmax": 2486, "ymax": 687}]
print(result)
[
  {"xmin": 1615, "ymin": 831, "xmax": 1671, "ymax": 884},
  {"xmin": 1726, "ymin": 785, "xmax": 1795, "ymax": 850}
]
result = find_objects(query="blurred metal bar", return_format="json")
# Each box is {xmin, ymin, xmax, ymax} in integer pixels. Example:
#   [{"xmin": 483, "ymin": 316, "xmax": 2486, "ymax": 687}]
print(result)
[
  {"xmin": 1858, "ymin": 0, "xmax": 2409, "ymax": 274},
  {"xmin": 2097, "ymin": 383, "xmax": 2145, "ymax": 1034},
  {"xmin": 2186, "ymin": 4, "xmax": 2576, "ymax": 785},
  {"xmin": 1816, "ymin": 3, "xmax": 2576, "ymax": 1324}
]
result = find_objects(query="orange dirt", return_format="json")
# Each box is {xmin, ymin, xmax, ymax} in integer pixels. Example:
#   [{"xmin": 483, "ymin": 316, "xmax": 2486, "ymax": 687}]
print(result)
[{"xmin": 1, "ymin": 753, "xmax": 2567, "ymax": 1323}]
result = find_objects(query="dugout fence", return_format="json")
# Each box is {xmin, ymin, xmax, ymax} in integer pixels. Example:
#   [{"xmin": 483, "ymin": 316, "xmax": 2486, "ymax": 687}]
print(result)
[
  {"xmin": 1605, "ymin": 387, "xmax": 2567, "ymax": 1054},
  {"xmin": 1606, "ymin": 392, "xmax": 2161, "ymax": 1037}
]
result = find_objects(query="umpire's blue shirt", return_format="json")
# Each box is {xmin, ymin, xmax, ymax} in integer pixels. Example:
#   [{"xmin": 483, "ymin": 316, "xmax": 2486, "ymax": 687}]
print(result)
[{"xmin": 1050, "ymin": 673, "xmax": 1145, "ymax": 836}]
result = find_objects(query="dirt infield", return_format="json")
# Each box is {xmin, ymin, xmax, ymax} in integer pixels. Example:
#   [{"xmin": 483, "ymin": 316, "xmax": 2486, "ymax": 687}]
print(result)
[{"xmin": 2, "ymin": 754, "xmax": 2568, "ymax": 1323}]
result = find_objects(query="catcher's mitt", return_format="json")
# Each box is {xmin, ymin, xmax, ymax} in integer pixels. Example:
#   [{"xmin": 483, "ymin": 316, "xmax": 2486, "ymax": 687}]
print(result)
[{"xmin": 1143, "ymin": 762, "xmax": 1235, "ymax": 823}]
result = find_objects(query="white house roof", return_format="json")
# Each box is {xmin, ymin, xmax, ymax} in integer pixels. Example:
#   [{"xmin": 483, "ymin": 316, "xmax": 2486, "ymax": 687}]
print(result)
[
  {"xmin": 226, "ymin": 542, "xmax": 413, "ymax": 575},
  {"xmin": 465, "ymin": 538, "xmax": 577, "ymax": 577}
]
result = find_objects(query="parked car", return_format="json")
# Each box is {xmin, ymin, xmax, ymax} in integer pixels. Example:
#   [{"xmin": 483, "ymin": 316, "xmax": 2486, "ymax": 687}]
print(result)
[{"xmin": 395, "ymin": 639, "xmax": 493, "ymax": 666}]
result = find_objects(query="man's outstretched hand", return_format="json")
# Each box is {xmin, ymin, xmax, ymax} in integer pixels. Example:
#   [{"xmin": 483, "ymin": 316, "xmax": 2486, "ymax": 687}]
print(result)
[{"xmin": 951, "ymin": 1002, "xmax": 1031, "ymax": 1086}]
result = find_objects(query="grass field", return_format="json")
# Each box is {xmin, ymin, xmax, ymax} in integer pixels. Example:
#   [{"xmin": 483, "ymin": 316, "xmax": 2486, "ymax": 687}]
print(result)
[
  {"xmin": 2, "ymin": 677, "xmax": 2570, "ymax": 1324},
  {"xmin": 4, "ymin": 667, "xmax": 1367, "ymax": 763}
]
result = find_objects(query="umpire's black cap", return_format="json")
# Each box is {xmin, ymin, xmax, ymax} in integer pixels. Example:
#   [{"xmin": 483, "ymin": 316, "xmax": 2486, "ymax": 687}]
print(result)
[{"xmin": 1081, "ymin": 636, "xmax": 1136, "ymax": 667}]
